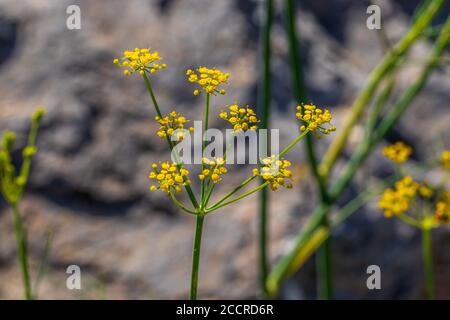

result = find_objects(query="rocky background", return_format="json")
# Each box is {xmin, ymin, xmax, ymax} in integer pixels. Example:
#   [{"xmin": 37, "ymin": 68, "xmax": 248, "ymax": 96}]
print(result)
[{"xmin": 0, "ymin": 0, "xmax": 449, "ymax": 299}]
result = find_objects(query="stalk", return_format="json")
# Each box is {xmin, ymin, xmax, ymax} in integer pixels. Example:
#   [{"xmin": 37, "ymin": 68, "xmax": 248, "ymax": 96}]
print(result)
[
  {"xmin": 12, "ymin": 204, "xmax": 32, "ymax": 300},
  {"xmin": 190, "ymin": 215, "xmax": 205, "ymax": 300},
  {"xmin": 142, "ymin": 73, "xmax": 199, "ymax": 209},
  {"xmin": 267, "ymin": 9, "xmax": 450, "ymax": 296},
  {"xmin": 316, "ymin": 225, "xmax": 333, "ymax": 299},
  {"xmin": 284, "ymin": 0, "xmax": 333, "ymax": 299},
  {"xmin": 421, "ymin": 226, "xmax": 435, "ymax": 299},
  {"xmin": 319, "ymin": 0, "xmax": 446, "ymax": 178},
  {"xmin": 200, "ymin": 94, "xmax": 210, "ymax": 207},
  {"xmin": 257, "ymin": 0, "xmax": 274, "ymax": 296}
]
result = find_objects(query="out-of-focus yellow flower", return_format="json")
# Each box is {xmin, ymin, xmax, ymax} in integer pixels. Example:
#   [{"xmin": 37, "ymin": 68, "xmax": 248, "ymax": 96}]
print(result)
[
  {"xmin": 114, "ymin": 48, "xmax": 166, "ymax": 76},
  {"xmin": 379, "ymin": 188, "xmax": 409, "ymax": 218},
  {"xmin": 219, "ymin": 104, "xmax": 259, "ymax": 132},
  {"xmin": 434, "ymin": 191, "xmax": 450, "ymax": 224},
  {"xmin": 418, "ymin": 182, "xmax": 433, "ymax": 199},
  {"xmin": 198, "ymin": 157, "xmax": 228, "ymax": 183},
  {"xmin": 395, "ymin": 176, "xmax": 419, "ymax": 198},
  {"xmin": 441, "ymin": 150, "xmax": 450, "ymax": 170},
  {"xmin": 382, "ymin": 142, "xmax": 412, "ymax": 164},
  {"xmin": 295, "ymin": 104, "xmax": 335, "ymax": 139},
  {"xmin": 155, "ymin": 111, "xmax": 194, "ymax": 141},
  {"xmin": 186, "ymin": 67, "xmax": 230, "ymax": 95},
  {"xmin": 149, "ymin": 162, "xmax": 190, "ymax": 194},
  {"xmin": 253, "ymin": 155, "xmax": 293, "ymax": 191},
  {"xmin": 378, "ymin": 176, "xmax": 418, "ymax": 218}
]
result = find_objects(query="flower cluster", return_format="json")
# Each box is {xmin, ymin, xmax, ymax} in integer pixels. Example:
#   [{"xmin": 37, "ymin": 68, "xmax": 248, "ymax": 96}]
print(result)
[
  {"xmin": 155, "ymin": 111, "xmax": 194, "ymax": 141},
  {"xmin": 186, "ymin": 67, "xmax": 230, "ymax": 95},
  {"xmin": 435, "ymin": 191, "xmax": 450, "ymax": 224},
  {"xmin": 114, "ymin": 48, "xmax": 167, "ymax": 76},
  {"xmin": 198, "ymin": 157, "xmax": 228, "ymax": 184},
  {"xmin": 219, "ymin": 105, "xmax": 259, "ymax": 132},
  {"xmin": 149, "ymin": 162, "xmax": 190, "ymax": 194},
  {"xmin": 441, "ymin": 150, "xmax": 450, "ymax": 170},
  {"xmin": 382, "ymin": 142, "xmax": 412, "ymax": 164},
  {"xmin": 253, "ymin": 156, "xmax": 293, "ymax": 191},
  {"xmin": 295, "ymin": 104, "xmax": 335, "ymax": 138},
  {"xmin": 378, "ymin": 176, "xmax": 419, "ymax": 218}
]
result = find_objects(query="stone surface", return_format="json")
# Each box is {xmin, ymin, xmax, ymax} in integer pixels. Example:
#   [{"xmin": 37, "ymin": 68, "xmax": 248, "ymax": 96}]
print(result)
[{"xmin": 0, "ymin": 0, "xmax": 449, "ymax": 299}]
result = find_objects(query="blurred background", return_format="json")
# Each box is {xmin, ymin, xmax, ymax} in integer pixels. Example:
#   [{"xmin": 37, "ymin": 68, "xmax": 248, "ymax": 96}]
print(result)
[{"xmin": 0, "ymin": 0, "xmax": 449, "ymax": 299}]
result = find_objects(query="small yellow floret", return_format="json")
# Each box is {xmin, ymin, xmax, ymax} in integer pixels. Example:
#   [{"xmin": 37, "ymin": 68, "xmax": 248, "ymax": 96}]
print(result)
[
  {"xmin": 295, "ymin": 104, "xmax": 335, "ymax": 138},
  {"xmin": 186, "ymin": 66, "xmax": 230, "ymax": 96},
  {"xmin": 114, "ymin": 48, "xmax": 167, "ymax": 76},
  {"xmin": 253, "ymin": 155, "xmax": 293, "ymax": 191},
  {"xmin": 382, "ymin": 142, "xmax": 412, "ymax": 164},
  {"xmin": 148, "ymin": 162, "xmax": 190, "ymax": 194},
  {"xmin": 219, "ymin": 104, "xmax": 259, "ymax": 132}
]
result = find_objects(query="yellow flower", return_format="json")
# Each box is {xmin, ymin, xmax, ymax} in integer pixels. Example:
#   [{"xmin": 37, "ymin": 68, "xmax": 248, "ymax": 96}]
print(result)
[
  {"xmin": 219, "ymin": 104, "xmax": 259, "ymax": 132},
  {"xmin": 395, "ymin": 176, "xmax": 419, "ymax": 198},
  {"xmin": 186, "ymin": 67, "xmax": 230, "ymax": 95},
  {"xmin": 198, "ymin": 157, "xmax": 228, "ymax": 184},
  {"xmin": 378, "ymin": 188, "xmax": 409, "ymax": 218},
  {"xmin": 441, "ymin": 150, "xmax": 450, "ymax": 170},
  {"xmin": 155, "ymin": 111, "xmax": 194, "ymax": 141},
  {"xmin": 253, "ymin": 155, "xmax": 293, "ymax": 191},
  {"xmin": 114, "ymin": 48, "xmax": 166, "ymax": 76},
  {"xmin": 434, "ymin": 191, "xmax": 449, "ymax": 224},
  {"xmin": 295, "ymin": 104, "xmax": 336, "ymax": 139},
  {"xmin": 418, "ymin": 182, "xmax": 433, "ymax": 199},
  {"xmin": 148, "ymin": 162, "xmax": 190, "ymax": 194},
  {"xmin": 382, "ymin": 142, "xmax": 412, "ymax": 164},
  {"xmin": 378, "ymin": 176, "xmax": 418, "ymax": 218}
]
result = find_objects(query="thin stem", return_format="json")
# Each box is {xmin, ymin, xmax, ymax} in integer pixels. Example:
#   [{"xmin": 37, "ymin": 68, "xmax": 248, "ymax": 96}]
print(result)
[
  {"xmin": 316, "ymin": 226, "xmax": 333, "ymax": 299},
  {"xmin": 12, "ymin": 204, "xmax": 32, "ymax": 300},
  {"xmin": 421, "ymin": 226, "xmax": 435, "ymax": 300},
  {"xmin": 142, "ymin": 73, "xmax": 199, "ymax": 209},
  {"xmin": 284, "ymin": 0, "xmax": 335, "ymax": 298},
  {"xmin": 206, "ymin": 175, "xmax": 256, "ymax": 211},
  {"xmin": 397, "ymin": 214, "xmax": 422, "ymax": 228},
  {"xmin": 319, "ymin": 0, "xmax": 446, "ymax": 177},
  {"xmin": 284, "ymin": 0, "xmax": 327, "ymax": 199},
  {"xmin": 257, "ymin": 0, "xmax": 274, "ymax": 297},
  {"xmin": 266, "ymin": 203, "xmax": 331, "ymax": 295},
  {"xmin": 203, "ymin": 182, "xmax": 215, "ymax": 208},
  {"xmin": 190, "ymin": 215, "xmax": 205, "ymax": 300},
  {"xmin": 169, "ymin": 192, "xmax": 197, "ymax": 215},
  {"xmin": 206, "ymin": 182, "xmax": 269, "ymax": 213},
  {"xmin": 202, "ymin": 132, "xmax": 237, "ymax": 208},
  {"xmin": 200, "ymin": 94, "xmax": 211, "ymax": 207},
  {"xmin": 17, "ymin": 113, "xmax": 43, "ymax": 197},
  {"xmin": 266, "ymin": 173, "xmax": 413, "ymax": 297},
  {"xmin": 278, "ymin": 129, "xmax": 310, "ymax": 158}
]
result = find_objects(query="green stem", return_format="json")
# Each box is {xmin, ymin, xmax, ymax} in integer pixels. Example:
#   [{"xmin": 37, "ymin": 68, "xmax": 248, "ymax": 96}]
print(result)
[
  {"xmin": 266, "ymin": 177, "xmax": 397, "ymax": 296},
  {"xmin": 206, "ymin": 182, "xmax": 269, "ymax": 213},
  {"xmin": 319, "ymin": 0, "xmax": 446, "ymax": 177},
  {"xmin": 190, "ymin": 215, "xmax": 205, "ymax": 300},
  {"xmin": 266, "ymin": 203, "xmax": 331, "ymax": 295},
  {"xmin": 206, "ymin": 176, "xmax": 256, "ymax": 211},
  {"xmin": 278, "ymin": 129, "xmax": 310, "ymax": 158},
  {"xmin": 284, "ymin": 0, "xmax": 333, "ymax": 298},
  {"xmin": 421, "ymin": 226, "xmax": 435, "ymax": 300},
  {"xmin": 316, "ymin": 226, "xmax": 333, "ymax": 300},
  {"xmin": 266, "ymin": 14, "xmax": 450, "ymax": 297},
  {"xmin": 284, "ymin": 0, "xmax": 327, "ymax": 198},
  {"xmin": 170, "ymin": 192, "xmax": 197, "ymax": 215},
  {"xmin": 398, "ymin": 214, "xmax": 422, "ymax": 228},
  {"xmin": 257, "ymin": 0, "xmax": 274, "ymax": 297},
  {"xmin": 12, "ymin": 204, "xmax": 32, "ymax": 300},
  {"xmin": 200, "ymin": 94, "xmax": 211, "ymax": 207},
  {"xmin": 142, "ymin": 73, "xmax": 199, "ymax": 209}
]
